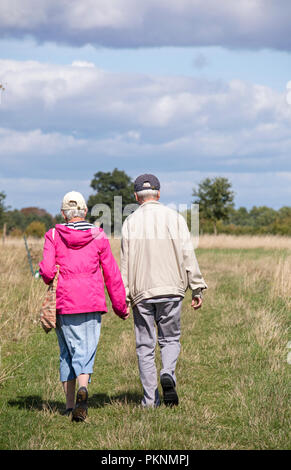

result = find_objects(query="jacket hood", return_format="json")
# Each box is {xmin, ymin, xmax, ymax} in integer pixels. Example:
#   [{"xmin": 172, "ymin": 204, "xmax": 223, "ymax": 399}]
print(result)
[{"xmin": 55, "ymin": 224, "xmax": 102, "ymax": 249}]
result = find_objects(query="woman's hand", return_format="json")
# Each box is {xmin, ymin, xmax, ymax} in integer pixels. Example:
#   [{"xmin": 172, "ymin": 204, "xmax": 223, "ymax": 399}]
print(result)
[{"xmin": 121, "ymin": 305, "xmax": 130, "ymax": 320}]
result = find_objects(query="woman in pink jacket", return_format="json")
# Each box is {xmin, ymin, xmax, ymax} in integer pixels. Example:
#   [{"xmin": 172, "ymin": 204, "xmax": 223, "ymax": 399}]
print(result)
[{"xmin": 39, "ymin": 191, "xmax": 129, "ymax": 422}]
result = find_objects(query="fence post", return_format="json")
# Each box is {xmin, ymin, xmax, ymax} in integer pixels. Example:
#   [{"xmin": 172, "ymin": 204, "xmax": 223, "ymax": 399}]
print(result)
[{"xmin": 2, "ymin": 223, "xmax": 6, "ymax": 245}]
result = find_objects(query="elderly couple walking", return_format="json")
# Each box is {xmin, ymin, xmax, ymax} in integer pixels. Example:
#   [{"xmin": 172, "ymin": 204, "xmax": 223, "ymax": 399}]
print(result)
[{"xmin": 39, "ymin": 174, "xmax": 207, "ymax": 421}]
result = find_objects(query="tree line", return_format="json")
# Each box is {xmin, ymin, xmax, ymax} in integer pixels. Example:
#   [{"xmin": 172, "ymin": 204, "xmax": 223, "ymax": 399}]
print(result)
[
  {"xmin": 191, "ymin": 176, "xmax": 291, "ymax": 236},
  {"xmin": 0, "ymin": 170, "xmax": 290, "ymax": 237}
]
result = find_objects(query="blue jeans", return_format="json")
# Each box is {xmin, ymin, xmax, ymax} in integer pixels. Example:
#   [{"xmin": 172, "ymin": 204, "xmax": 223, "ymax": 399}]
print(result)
[{"xmin": 55, "ymin": 312, "xmax": 102, "ymax": 382}]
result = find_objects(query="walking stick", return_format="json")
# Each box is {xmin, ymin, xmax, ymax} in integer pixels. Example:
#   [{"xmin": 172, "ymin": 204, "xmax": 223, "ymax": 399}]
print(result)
[{"xmin": 23, "ymin": 234, "xmax": 35, "ymax": 276}]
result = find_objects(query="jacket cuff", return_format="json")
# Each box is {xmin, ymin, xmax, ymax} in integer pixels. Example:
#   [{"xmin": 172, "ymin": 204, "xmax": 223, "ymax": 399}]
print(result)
[
  {"xmin": 113, "ymin": 305, "xmax": 128, "ymax": 318},
  {"xmin": 192, "ymin": 288, "xmax": 203, "ymax": 299}
]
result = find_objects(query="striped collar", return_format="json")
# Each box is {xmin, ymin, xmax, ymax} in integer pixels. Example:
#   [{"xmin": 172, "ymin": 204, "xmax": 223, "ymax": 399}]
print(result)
[{"xmin": 65, "ymin": 220, "xmax": 94, "ymax": 231}]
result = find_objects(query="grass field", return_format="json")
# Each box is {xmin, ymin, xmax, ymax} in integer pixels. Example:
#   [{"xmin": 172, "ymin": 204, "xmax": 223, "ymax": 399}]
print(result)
[{"xmin": 0, "ymin": 235, "xmax": 290, "ymax": 450}]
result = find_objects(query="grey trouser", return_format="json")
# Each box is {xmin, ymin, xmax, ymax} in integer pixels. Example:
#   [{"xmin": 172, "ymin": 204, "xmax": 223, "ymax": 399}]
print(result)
[{"xmin": 133, "ymin": 298, "xmax": 182, "ymax": 407}]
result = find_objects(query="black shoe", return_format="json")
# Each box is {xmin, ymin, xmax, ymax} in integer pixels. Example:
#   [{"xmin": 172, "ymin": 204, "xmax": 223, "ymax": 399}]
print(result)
[
  {"xmin": 62, "ymin": 408, "xmax": 73, "ymax": 417},
  {"xmin": 160, "ymin": 374, "xmax": 179, "ymax": 407},
  {"xmin": 72, "ymin": 387, "xmax": 88, "ymax": 422}
]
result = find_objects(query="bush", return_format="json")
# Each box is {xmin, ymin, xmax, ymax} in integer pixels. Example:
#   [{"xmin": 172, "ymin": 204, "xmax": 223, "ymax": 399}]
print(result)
[{"xmin": 25, "ymin": 221, "xmax": 46, "ymax": 238}]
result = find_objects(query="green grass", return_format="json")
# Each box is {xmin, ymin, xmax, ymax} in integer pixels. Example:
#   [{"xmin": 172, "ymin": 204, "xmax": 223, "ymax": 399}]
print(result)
[{"xmin": 0, "ymin": 243, "xmax": 290, "ymax": 450}]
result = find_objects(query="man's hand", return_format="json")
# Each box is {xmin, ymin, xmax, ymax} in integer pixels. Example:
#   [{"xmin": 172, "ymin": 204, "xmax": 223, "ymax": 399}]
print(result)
[{"xmin": 191, "ymin": 296, "xmax": 203, "ymax": 310}]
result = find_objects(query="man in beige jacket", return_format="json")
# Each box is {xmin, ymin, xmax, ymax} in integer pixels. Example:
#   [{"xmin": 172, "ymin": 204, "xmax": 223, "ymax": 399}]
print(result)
[{"xmin": 121, "ymin": 174, "xmax": 207, "ymax": 407}]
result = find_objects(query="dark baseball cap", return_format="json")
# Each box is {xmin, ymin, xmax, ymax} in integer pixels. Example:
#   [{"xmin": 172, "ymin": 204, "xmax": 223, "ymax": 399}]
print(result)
[{"xmin": 134, "ymin": 174, "xmax": 161, "ymax": 192}]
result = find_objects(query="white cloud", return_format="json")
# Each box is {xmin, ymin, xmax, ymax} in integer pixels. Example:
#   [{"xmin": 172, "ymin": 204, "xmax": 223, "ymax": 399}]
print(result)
[
  {"xmin": 1, "ymin": 59, "xmax": 290, "ymax": 130},
  {"xmin": 71, "ymin": 61, "xmax": 95, "ymax": 68},
  {"xmin": 0, "ymin": 59, "xmax": 291, "ymax": 178},
  {"xmin": 0, "ymin": 127, "xmax": 88, "ymax": 156},
  {"xmin": 0, "ymin": 58, "xmax": 291, "ymax": 211},
  {"xmin": 0, "ymin": 1, "xmax": 290, "ymax": 50},
  {"xmin": 286, "ymin": 81, "xmax": 291, "ymax": 106}
]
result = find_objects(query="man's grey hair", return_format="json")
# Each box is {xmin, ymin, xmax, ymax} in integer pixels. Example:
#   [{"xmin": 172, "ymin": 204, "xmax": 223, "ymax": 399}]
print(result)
[
  {"xmin": 136, "ymin": 189, "xmax": 159, "ymax": 202},
  {"xmin": 63, "ymin": 209, "xmax": 86, "ymax": 221}
]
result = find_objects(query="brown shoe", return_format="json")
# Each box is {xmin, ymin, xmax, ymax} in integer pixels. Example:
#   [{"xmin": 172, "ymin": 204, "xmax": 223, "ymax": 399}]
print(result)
[{"xmin": 72, "ymin": 387, "xmax": 88, "ymax": 422}]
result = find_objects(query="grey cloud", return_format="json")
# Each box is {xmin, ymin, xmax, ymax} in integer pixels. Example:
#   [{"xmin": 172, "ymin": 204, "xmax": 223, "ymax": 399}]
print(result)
[{"xmin": 0, "ymin": 1, "xmax": 291, "ymax": 51}]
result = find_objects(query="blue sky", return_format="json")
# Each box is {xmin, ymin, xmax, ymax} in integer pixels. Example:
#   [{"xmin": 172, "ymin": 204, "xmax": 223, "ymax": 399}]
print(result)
[{"xmin": 0, "ymin": 1, "xmax": 290, "ymax": 215}]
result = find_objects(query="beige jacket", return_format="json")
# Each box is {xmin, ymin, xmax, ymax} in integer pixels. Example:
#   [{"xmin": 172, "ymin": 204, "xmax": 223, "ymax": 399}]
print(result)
[{"xmin": 121, "ymin": 200, "xmax": 207, "ymax": 306}]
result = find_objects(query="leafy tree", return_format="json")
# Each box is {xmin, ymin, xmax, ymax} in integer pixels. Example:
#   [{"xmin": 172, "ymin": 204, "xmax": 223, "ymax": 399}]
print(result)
[
  {"xmin": 20, "ymin": 207, "xmax": 54, "ymax": 230},
  {"xmin": 4, "ymin": 206, "xmax": 55, "ymax": 234},
  {"xmin": 0, "ymin": 191, "xmax": 7, "ymax": 226},
  {"xmin": 87, "ymin": 168, "xmax": 135, "ymax": 229},
  {"xmin": 192, "ymin": 177, "xmax": 235, "ymax": 235},
  {"xmin": 248, "ymin": 206, "xmax": 277, "ymax": 228},
  {"xmin": 229, "ymin": 206, "xmax": 250, "ymax": 226},
  {"xmin": 4, "ymin": 209, "xmax": 26, "ymax": 232},
  {"xmin": 54, "ymin": 213, "xmax": 64, "ymax": 224},
  {"xmin": 277, "ymin": 206, "xmax": 291, "ymax": 221},
  {"xmin": 207, "ymin": 204, "xmax": 291, "ymax": 235}
]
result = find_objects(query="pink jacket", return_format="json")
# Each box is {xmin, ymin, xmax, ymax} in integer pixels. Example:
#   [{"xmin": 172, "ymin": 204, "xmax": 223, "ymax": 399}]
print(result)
[{"xmin": 39, "ymin": 224, "xmax": 127, "ymax": 318}]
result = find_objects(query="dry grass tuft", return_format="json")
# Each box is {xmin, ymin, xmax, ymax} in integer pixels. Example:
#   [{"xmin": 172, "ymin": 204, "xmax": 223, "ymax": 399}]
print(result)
[
  {"xmin": 0, "ymin": 238, "xmax": 46, "ymax": 345},
  {"xmin": 196, "ymin": 234, "xmax": 291, "ymax": 250},
  {"xmin": 273, "ymin": 256, "xmax": 291, "ymax": 308},
  {"xmin": 107, "ymin": 328, "xmax": 137, "ymax": 369}
]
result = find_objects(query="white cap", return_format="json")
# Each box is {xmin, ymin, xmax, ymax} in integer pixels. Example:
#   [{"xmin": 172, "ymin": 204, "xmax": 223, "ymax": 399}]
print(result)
[{"xmin": 61, "ymin": 191, "xmax": 87, "ymax": 211}]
